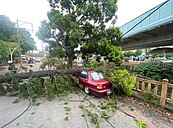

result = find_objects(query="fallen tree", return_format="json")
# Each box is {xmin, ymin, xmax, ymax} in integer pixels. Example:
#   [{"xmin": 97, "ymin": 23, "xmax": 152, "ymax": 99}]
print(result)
[{"xmin": 0, "ymin": 69, "xmax": 83, "ymax": 83}]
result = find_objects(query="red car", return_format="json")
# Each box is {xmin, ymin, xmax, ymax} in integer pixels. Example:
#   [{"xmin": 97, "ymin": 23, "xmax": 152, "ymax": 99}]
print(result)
[{"xmin": 78, "ymin": 70, "xmax": 112, "ymax": 97}]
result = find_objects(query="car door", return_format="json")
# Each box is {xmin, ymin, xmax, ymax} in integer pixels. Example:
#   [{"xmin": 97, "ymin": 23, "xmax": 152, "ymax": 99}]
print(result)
[{"xmin": 79, "ymin": 71, "xmax": 88, "ymax": 86}]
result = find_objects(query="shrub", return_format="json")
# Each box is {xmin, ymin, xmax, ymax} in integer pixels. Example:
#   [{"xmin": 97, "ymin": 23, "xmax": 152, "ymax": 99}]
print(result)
[
  {"xmin": 110, "ymin": 69, "xmax": 136, "ymax": 95},
  {"xmin": 133, "ymin": 63, "xmax": 173, "ymax": 82}
]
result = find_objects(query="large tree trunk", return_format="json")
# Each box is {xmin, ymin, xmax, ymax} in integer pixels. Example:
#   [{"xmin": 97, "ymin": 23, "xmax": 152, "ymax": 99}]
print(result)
[
  {"xmin": 0, "ymin": 69, "xmax": 83, "ymax": 83},
  {"xmin": 67, "ymin": 55, "xmax": 73, "ymax": 69}
]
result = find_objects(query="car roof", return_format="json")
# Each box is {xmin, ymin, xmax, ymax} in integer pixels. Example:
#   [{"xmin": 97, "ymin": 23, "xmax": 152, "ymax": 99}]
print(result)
[{"xmin": 81, "ymin": 70, "xmax": 96, "ymax": 73}]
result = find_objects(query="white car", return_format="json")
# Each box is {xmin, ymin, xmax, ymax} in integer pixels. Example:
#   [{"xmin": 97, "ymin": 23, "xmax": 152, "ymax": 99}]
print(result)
[{"xmin": 35, "ymin": 57, "xmax": 41, "ymax": 62}]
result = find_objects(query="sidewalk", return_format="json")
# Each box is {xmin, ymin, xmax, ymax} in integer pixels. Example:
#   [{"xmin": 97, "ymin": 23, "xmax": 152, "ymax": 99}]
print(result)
[
  {"xmin": 0, "ymin": 93, "xmax": 172, "ymax": 128},
  {"xmin": 0, "ymin": 94, "xmax": 138, "ymax": 128}
]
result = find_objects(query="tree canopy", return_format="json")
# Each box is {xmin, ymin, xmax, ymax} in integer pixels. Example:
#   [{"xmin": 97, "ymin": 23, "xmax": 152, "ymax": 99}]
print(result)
[
  {"xmin": 36, "ymin": 20, "xmax": 51, "ymax": 43},
  {"xmin": 0, "ymin": 15, "xmax": 16, "ymax": 41},
  {"xmin": 0, "ymin": 15, "xmax": 36, "ymax": 56},
  {"xmin": 0, "ymin": 40, "xmax": 8, "ymax": 59},
  {"xmin": 123, "ymin": 49, "xmax": 143, "ymax": 57},
  {"xmin": 37, "ymin": 0, "xmax": 123, "ymax": 67}
]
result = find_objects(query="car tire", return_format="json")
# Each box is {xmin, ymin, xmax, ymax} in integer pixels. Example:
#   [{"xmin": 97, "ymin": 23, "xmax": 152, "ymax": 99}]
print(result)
[{"xmin": 84, "ymin": 86, "xmax": 90, "ymax": 95}]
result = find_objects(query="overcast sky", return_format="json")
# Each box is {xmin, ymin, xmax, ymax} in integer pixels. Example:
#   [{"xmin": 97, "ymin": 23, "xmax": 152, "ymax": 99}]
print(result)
[
  {"xmin": 0, "ymin": 0, "xmax": 166, "ymax": 49},
  {"xmin": 116, "ymin": 0, "xmax": 166, "ymax": 26}
]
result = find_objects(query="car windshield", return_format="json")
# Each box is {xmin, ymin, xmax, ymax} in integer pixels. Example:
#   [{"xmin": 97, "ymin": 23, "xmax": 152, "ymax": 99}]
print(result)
[{"xmin": 90, "ymin": 72, "xmax": 104, "ymax": 80}]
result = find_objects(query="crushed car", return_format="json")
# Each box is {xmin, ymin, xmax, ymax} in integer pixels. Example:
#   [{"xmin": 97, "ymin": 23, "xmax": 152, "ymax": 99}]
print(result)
[{"xmin": 78, "ymin": 70, "xmax": 112, "ymax": 97}]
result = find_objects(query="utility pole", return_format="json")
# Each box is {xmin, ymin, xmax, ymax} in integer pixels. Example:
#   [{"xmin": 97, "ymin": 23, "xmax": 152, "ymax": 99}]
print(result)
[
  {"xmin": 17, "ymin": 19, "xmax": 22, "ymax": 68},
  {"xmin": 16, "ymin": 19, "xmax": 33, "ymax": 68}
]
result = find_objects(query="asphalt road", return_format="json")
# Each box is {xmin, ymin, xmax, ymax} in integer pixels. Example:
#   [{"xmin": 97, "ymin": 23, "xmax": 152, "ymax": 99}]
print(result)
[{"xmin": 0, "ymin": 62, "xmax": 46, "ymax": 75}]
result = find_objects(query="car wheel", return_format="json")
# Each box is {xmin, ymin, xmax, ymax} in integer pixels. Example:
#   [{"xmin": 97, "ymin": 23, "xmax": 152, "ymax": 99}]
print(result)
[{"xmin": 84, "ymin": 86, "xmax": 90, "ymax": 95}]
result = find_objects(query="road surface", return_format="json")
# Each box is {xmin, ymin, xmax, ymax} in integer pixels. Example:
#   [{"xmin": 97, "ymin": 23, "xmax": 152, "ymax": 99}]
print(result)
[{"xmin": 0, "ymin": 93, "xmax": 172, "ymax": 128}]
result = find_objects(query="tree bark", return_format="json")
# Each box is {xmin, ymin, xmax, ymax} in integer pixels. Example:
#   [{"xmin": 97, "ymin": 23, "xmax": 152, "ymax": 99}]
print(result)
[
  {"xmin": 0, "ymin": 69, "xmax": 83, "ymax": 83},
  {"xmin": 68, "ymin": 55, "xmax": 73, "ymax": 69}
]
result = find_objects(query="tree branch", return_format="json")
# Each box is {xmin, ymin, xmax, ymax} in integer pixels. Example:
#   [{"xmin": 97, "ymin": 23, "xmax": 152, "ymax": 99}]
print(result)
[{"xmin": 12, "ymin": 46, "xmax": 18, "ymax": 54}]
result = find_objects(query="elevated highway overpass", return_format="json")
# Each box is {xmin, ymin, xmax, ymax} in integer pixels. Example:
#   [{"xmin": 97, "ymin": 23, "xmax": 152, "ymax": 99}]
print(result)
[{"xmin": 120, "ymin": 0, "xmax": 173, "ymax": 51}]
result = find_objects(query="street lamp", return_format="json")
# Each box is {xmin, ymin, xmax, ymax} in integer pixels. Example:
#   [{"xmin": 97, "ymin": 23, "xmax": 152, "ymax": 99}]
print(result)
[{"xmin": 16, "ymin": 19, "xmax": 33, "ymax": 68}]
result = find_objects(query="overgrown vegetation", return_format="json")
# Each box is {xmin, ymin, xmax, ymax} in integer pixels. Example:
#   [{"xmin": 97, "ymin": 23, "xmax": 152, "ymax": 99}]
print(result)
[
  {"xmin": 0, "ymin": 74, "xmax": 79, "ymax": 103},
  {"xmin": 110, "ymin": 69, "xmax": 136, "ymax": 95},
  {"xmin": 133, "ymin": 63, "xmax": 173, "ymax": 83},
  {"xmin": 137, "ymin": 93, "xmax": 161, "ymax": 107}
]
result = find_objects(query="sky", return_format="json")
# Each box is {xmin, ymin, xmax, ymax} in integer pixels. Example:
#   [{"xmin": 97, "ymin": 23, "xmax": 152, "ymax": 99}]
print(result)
[
  {"xmin": 0, "ymin": 0, "xmax": 166, "ymax": 50},
  {"xmin": 116, "ymin": 0, "xmax": 166, "ymax": 26},
  {"xmin": 0, "ymin": 0, "xmax": 50, "ymax": 50}
]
